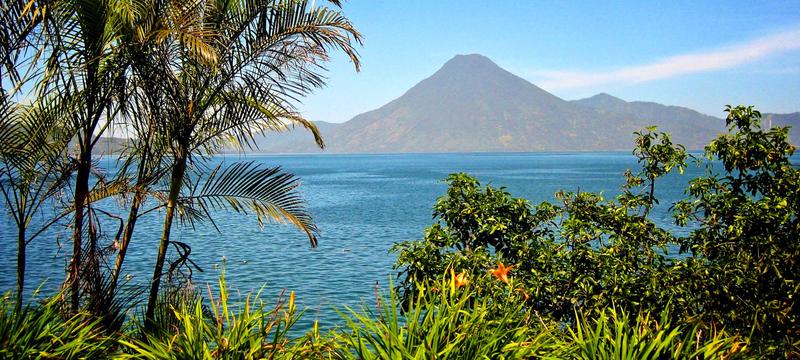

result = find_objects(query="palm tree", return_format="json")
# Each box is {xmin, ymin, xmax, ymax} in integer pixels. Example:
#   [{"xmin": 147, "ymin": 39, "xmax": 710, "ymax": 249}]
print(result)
[
  {"xmin": 134, "ymin": 0, "xmax": 362, "ymax": 324},
  {"xmin": 0, "ymin": 96, "xmax": 76, "ymax": 309},
  {"xmin": 0, "ymin": 0, "xmax": 74, "ymax": 309},
  {"xmin": 44, "ymin": 0, "xmax": 132, "ymax": 310},
  {"xmin": 106, "ymin": 8, "xmax": 172, "ymax": 297}
]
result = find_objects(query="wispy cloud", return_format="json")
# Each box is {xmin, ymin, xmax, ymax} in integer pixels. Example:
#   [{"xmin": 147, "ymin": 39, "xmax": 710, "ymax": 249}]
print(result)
[{"xmin": 528, "ymin": 28, "xmax": 800, "ymax": 90}]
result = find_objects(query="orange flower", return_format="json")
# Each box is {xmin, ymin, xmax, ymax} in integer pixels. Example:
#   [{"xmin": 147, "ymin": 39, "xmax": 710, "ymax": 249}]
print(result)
[
  {"xmin": 490, "ymin": 262, "xmax": 513, "ymax": 284},
  {"xmin": 454, "ymin": 271, "xmax": 469, "ymax": 289}
]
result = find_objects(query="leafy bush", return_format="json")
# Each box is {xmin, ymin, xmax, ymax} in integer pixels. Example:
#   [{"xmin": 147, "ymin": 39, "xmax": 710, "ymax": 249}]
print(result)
[
  {"xmin": 393, "ymin": 105, "xmax": 800, "ymax": 356},
  {"xmin": 674, "ymin": 106, "xmax": 800, "ymax": 354}
]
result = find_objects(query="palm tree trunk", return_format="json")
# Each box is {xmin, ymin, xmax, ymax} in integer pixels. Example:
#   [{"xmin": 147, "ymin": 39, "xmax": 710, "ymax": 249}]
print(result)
[
  {"xmin": 145, "ymin": 152, "xmax": 187, "ymax": 327},
  {"xmin": 110, "ymin": 190, "xmax": 143, "ymax": 291},
  {"xmin": 110, "ymin": 125, "xmax": 155, "ymax": 293},
  {"xmin": 69, "ymin": 150, "xmax": 91, "ymax": 310},
  {"xmin": 16, "ymin": 225, "xmax": 26, "ymax": 312},
  {"xmin": 86, "ymin": 207, "xmax": 101, "ymax": 305}
]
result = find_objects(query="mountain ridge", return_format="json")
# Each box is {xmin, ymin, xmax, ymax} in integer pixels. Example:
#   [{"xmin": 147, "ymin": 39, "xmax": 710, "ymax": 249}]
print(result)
[{"xmin": 236, "ymin": 54, "xmax": 800, "ymax": 153}]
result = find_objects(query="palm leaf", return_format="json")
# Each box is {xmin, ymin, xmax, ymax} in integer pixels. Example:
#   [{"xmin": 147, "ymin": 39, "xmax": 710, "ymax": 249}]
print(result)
[
  {"xmin": 152, "ymin": 0, "xmax": 219, "ymax": 66},
  {"xmin": 196, "ymin": 89, "xmax": 324, "ymax": 152},
  {"xmin": 174, "ymin": 0, "xmax": 361, "ymax": 152},
  {"xmin": 1, "ymin": 0, "xmax": 49, "ymax": 90},
  {"xmin": 0, "ymin": 92, "xmax": 75, "ymax": 223},
  {"xmin": 179, "ymin": 161, "xmax": 318, "ymax": 246}
]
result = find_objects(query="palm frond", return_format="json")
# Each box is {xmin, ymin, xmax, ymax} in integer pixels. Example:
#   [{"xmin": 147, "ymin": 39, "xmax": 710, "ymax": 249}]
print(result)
[
  {"xmin": 165, "ymin": 0, "xmax": 362, "ymax": 152},
  {"xmin": 0, "ymin": 92, "xmax": 76, "ymax": 223},
  {"xmin": 152, "ymin": 0, "xmax": 219, "ymax": 66},
  {"xmin": 196, "ymin": 89, "xmax": 324, "ymax": 152},
  {"xmin": 1, "ymin": 0, "xmax": 49, "ymax": 91},
  {"xmin": 179, "ymin": 161, "xmax": 318, "ymax": 246},
  {"xmin": 0, "ymin": 91, "xmax": 23, "ymax": 153}
]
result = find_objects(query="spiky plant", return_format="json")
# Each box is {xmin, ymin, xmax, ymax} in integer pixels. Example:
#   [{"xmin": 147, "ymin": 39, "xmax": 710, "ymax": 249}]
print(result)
[
  {"xmin": 0, "ymin": 291, "xmax": 115, "ymax": 358},
  {"xmin": 119, "ymin": 271, "xmax": 302, "ymax": 359},
  {"xmin": 564, "ymin": 307, "xmax": 746, "ymax": 359},
  {"xmin": 336, "ymin": 275, "xmax": 559, "ymax": 359}
]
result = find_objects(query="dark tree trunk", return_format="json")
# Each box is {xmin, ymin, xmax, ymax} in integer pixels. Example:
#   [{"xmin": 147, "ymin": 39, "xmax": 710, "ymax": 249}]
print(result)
[
  {"xmin": 16, "ymin": 226, "xmax": 25, "ymax": 312},
  {"xmin": 111, "ymin": 132, "xmax": 154, "ymax": 294},
  {"xmin": 69, "ymin": 149, "xmax": 91, "ymax": 310},
  {"xmin": 110, "ymin": 191, "xmax": 143, "ymax": 292}
]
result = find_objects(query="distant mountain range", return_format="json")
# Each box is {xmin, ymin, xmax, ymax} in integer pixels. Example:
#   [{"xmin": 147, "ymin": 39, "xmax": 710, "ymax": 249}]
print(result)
[
  {"xmin": 248, "ymin": 54, "xmax": 799, "ymax": 153},
  {"xmin": 104, "ymin": 54, "xmax": 800, "ymax": 154}
]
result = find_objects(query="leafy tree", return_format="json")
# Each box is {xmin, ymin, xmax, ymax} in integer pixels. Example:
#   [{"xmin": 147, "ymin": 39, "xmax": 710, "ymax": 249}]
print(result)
[{"xmin": 674, "ymin": 105, "xmax": 799, "ymax": 354}]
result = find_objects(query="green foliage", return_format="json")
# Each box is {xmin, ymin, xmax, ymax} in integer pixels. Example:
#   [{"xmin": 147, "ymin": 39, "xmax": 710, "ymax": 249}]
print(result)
[
  {"xmin": 394, "ymin": 105, "xmax": 800, "ymax": 356},
  {"xmin": 282, "ymin": 320, "xmax": 345, "ymax": 359},
  {"xmin": 392, "ymin": 173, "xmax": 555, "ymax": 305},
  {"xmin": 0, "ymin": 292, "xmax": 114, "ymax": 359},
  {"xmin": 674, "ymin": 105, "xmax": 800, "ymax": 355},
  {"xmin": 335, "ymin": 275, "xmax": 744, "ymax": 359},
  {"xmin": 0, "ymin": 274, "xmax": 748, "ymax": 359},
  {"xmin": 624, "ymin": 127, "xmax": 688, "ymax": 214}
]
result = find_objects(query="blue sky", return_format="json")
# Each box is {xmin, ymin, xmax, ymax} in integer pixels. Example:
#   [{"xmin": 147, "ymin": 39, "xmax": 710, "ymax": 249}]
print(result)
[{"xmin": 301, "ymin": 0, "xmax": 800, "ymax": 123}]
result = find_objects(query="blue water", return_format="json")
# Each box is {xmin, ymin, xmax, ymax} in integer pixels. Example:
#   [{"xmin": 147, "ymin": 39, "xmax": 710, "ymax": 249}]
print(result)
[{"xmin": 0, "ymin": 152, "xmax": 704, "ymax": 330}]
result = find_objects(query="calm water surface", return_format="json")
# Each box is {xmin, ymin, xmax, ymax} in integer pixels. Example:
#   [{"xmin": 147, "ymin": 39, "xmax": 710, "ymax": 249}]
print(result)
[{"xmin": 0, "ymin": 152, "xmax": 705, "ymax": 329}]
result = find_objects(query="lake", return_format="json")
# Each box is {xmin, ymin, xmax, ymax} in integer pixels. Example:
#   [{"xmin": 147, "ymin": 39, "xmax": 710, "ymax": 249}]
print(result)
[{"xmin": 0, "ymin": 152, "xmax": 706, "ymax": 330}]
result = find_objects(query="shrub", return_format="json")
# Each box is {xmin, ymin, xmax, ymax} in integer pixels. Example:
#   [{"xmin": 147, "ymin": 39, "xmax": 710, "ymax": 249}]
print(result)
[{"xmin": 673, "ymin": 106, "xmax": 800, "ymax": 355}]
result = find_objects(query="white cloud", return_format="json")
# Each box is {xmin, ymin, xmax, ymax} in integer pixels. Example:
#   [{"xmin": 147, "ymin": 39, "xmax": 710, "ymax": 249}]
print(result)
[{"xmin": 528, "ymin": 28, "xmax": 800, "ymax": 91}]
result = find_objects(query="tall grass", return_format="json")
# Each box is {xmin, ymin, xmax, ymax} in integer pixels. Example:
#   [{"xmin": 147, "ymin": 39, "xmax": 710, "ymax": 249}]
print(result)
[
  {"xmin": 119, "ymin": 273, "xmax": 303, "ymax": 359},
  {"xmin": 566, "ymin": 307, "xmax": 745, "ymax": 359},
  {"xmin": 334, "ymin": 275, "xmax": 747, "ymax": 359},
  {"xmin": 336, "ymin": 277, "xmax": 559, "ymax": 359}
]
